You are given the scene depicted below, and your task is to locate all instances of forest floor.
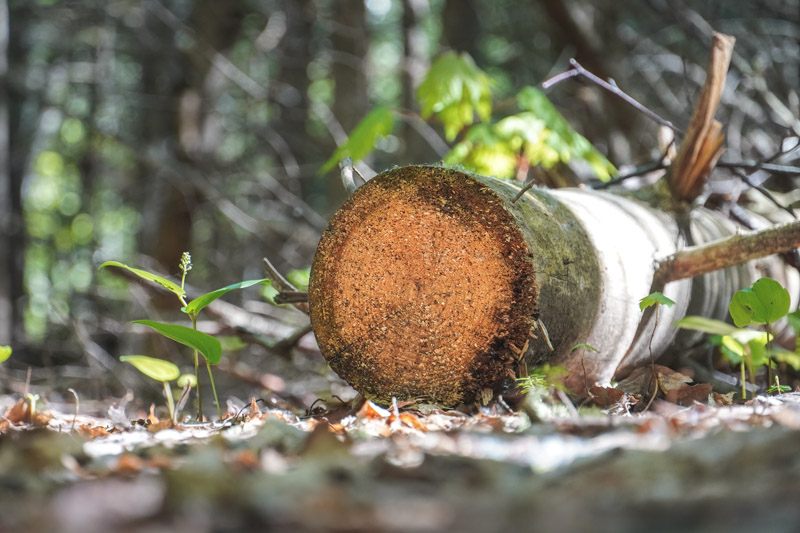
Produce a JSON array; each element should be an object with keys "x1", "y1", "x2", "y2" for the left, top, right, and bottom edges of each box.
[{"x1": 2, "y1": 377, "x2": 800, "y2": 533}]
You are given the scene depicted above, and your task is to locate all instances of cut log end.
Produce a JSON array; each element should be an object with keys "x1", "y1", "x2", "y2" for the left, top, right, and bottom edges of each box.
[{"x1": 309, "y1": 166, "x2": 538, "y2": 406}]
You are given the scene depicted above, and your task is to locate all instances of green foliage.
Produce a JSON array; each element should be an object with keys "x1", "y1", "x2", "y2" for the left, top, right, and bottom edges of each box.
[
  {"x1": 321, "y1": 107, "x2": 395, "y2": 173},
  {"x1": 177, "y1": 373, "x2": 198, "y2": 388},
  {"x1": 417, "y1": 51, "x2": 493, "y2": 141},
  {"x1": 729, "y1": 277, "x2": 791, "y2": 327},
  {"x1": 516, "y1": 364, "x2": 569, "y2": 394},
  {"x1": 0, "y1": 346, "x2": 11, "y2": 364},
  {"x1": 571, "y1": 343, "x2": 598, "y2": 353},
  {"x1": 120, "y1": 355, "x2": 180, "y2": 382},
  {"x1": 321, "y1": 53, "x2": 613, "y2": 183},
  {"x1": 183, "y1": 278, "x2": 269, "y2": 316},
  {"x1": 638, "y1": 292, "x2": 675, "y2": 311},
  {"x1": 133, "y1": 319, "x2": 222, "y2": 365},
  {"x1": 99, "y1": 261, "x2": 185, "y2": 299},
  {"x1": 286, "y1": 267, "x2": 311, "y2": 290},
  {"x1": 678, "y1": 277, "x2": 796, "y2": 398}
]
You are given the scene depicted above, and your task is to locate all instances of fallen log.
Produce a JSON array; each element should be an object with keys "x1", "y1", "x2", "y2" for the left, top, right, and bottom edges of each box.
[{"x1": 307, "y1": 165, "x2": 799, "y2": 405}]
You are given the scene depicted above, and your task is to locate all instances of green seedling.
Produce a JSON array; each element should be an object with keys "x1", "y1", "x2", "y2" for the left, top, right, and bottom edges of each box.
[
  {"x1": 100, "y1": 251, "x2": 270, "y2": 421},
  {"x1": 25, "y1": 393, "x2": 39, "y2": 424},
  {"x1": 677, "y1": 277, "x2": 793, "y2": 399},
  {"x1": 120, "y1": 355, "x2": 180, "y2": 421},
  {"x1": 767, "y1": 375, "x2": 791, "y2": 395},
  {"x1": 0, "y1": 345, "x2": 11, "y2": 364},
  {"x1": 639, "y1": 292, "x2": 675, "y2": 409},
  {"x1": 516, "y1": 364, "x2": 569, "y2": 395}
]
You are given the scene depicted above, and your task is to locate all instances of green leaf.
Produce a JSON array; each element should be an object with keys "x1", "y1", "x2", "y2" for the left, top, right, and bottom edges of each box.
[
  {"x1": 720, "y1": 335, "x2": 745, "y2": 363},
  {"x1": 177, "y1": 373, "x2": 198, "y2": 388},
  {"x1": 286, "y1": 267, "x2": 311, "y2": 291},
  {"x1": 729, "y1": 277, "x2": 790, "y2": 327},
  {"x1": 320, "y1": 107, "x2": 395, "y2": 173},
  {"x1": 571, "y1": 343, "x2": 598, "y2": 352},
  {"x1": 773, "y1": 349, "x2": 800, "y2": 371},
  {"x1": 516, "y1": 87, "x2": 616, "y2": 181},
  {"x1": 416, "y1": 52, "x2": 493, "y2": 141},
  {"x1": 133, "y1": 319, "x2": 222, "y2": 365},
  {"x1": 0, "y1": 345, "x2": 11, "y2": 364},
  {"x1": 183, "y1": 278, "x2": 269, "y2": 316},
  {"x1": 786, "y1": 309, "x2": 800, "y2": 333},
  {"x1": 675, "y1": 316, "x2": 740, "y2": 336},
  {"x1": 639, "y1": 292, "x2": 676, "y2": 311},
  {"x1": 262, "y1": 280, "x2": 280, "y2": 306},
  {"x1": 99, "y1": 261, "x2": 185, "y2": 299},
  {"x1": 120, "y1": 355, "x2": 180, "y2": 382}
]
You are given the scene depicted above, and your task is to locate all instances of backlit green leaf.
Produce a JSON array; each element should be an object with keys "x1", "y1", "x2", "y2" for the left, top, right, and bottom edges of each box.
[
  {"x1": 0, "y1": 345, "x2": 11, "y2": 364},
  {"x1": 120, "y1": 355, "x2": 180, "y2": 382},
  {"x1": 639, "y1": 292, "x2": 675, "y2": 311},
  {"x1": 321, "y1": 107, "x2": 395, "y2": 173},
  {"x1": 134, "y1": 319, "x2": 222, "y2": 365},
  {"x1": 729, "y1": 277, "x2": 790, "y2": 327},
  {"x1": 183, "y1": 278, "x2": 269, "y2": 316},
  {"x1": 99, "y1": 261, "x2": 185, "y2": 299},
  {"x1": 286, "y1": 268, "x2": 311, "y2": 290},
  {"x1": 675, "y1": 316, "x2": 740, "y2": 336},
  {"x1": 416, "y1": 52, "x2": 492, "y2": 141}
]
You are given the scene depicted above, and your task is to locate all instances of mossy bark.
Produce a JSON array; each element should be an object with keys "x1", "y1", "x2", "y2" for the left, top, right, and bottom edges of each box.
[{"x1": 309, "y1": 165, "x2": 798, "y2": 405}]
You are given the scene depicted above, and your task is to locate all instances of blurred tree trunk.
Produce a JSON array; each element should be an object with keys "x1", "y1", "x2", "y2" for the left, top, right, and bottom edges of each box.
[
  {"x1": 1, "y1": 0, "x2": 28, "y2": 346},
  {"x1": 441, "y1": 0, "x2": 481, "y2": 58},
  {"x1": 331, "y1": 0, "x2": 368, "y2": 133},
  {"x1": 274, "y1": 0, "x2": 314, "y2": 196},
  {"x1": 326, "y1": 0, "x2": 369, "y2": 205},
  {"x1": 400, "y1": 0, "x2": 440, "y2": 163}
]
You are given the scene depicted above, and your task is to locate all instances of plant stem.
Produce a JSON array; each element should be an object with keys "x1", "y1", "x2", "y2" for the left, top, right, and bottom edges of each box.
[
  {"x1": 206, "y1": 361, "x2": 222, "y2": 420},
  {"x1": 740, "y1": 360, "x2": 746, "y2": 400},
  {"x1": 191, "y1": 314, "x2": 203, "y2": 420},
  {"x1": 766, "y1": 323, "x2": 773, "y2": 387},
  {"x1": 164, "y1": 382, "x2": 175, "y2": 422}
]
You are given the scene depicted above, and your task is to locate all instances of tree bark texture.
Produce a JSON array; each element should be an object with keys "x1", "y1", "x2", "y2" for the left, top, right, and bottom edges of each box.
[{"x1": 309, "y1": 166, "x2": 799, "y2": 405}]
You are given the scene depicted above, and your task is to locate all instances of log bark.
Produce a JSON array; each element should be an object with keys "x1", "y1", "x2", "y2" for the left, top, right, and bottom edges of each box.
[{"x1": 308, "y1": 166, "x2": 799, "y2": 405}]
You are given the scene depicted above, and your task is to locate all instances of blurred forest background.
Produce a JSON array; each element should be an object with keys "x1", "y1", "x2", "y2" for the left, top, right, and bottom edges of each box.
[{"x1": 1, "y1": 0, "x2": 799, "y2": 407}]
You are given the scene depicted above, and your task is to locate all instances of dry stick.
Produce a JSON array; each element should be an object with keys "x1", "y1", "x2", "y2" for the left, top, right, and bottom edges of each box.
[
  {"x1": 655, "y1": 219, "x2": 800, "y2": 284},
  {"x1": 263, "y1": 257, "x2": 309, "y2": 313},
  {"x1": 668, "y1": 32, "x2": 735, "y2": 203},
  {"x1": 542, "y1": 59, "x2": 685, "y2": 137}
]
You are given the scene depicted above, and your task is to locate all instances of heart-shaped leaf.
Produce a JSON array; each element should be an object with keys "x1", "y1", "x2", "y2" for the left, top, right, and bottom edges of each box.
[
  {"x1": 639, "y1": 292, "x2": 675, "y2": 311},
  {"x1": 120, "y1": 355, "x2": 180, "y2": 382},
  {"x1": 729, "y1": 277, "x2": 790, "y2": 327},
  {"x1": 134, "y1": 320, "x2": 222, "y2": 365}
]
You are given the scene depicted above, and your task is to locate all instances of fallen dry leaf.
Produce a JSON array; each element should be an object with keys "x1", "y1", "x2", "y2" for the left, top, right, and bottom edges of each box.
[{"x1": 589, "y1": 386, "x2": 624, "y2": 407}]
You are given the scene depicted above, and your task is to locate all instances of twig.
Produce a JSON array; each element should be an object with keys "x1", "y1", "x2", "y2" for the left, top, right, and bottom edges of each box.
[
  {"x1": 718, "y1": 160, "x2": 800, "y2": 176},
  {"x1": 590, "y1": 160, "x2": 669, "y2": 190},
  {"x1": 654, "y1": 219, "x2": 800, "y2": 284},
  {"x1": 727, "y1": 166, "x2": 797, "y2": 219},
  {"x1": 542, "y1": 58, "x2": 685, "y2": 137},
  {"x1": 67, "y1": 388, "x2": 79, "y2": 432}
]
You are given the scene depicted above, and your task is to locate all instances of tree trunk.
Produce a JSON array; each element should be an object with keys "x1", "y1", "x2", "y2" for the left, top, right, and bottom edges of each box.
[{"x1": 308, "y1": 165, "x2": 799, "y2": 405}]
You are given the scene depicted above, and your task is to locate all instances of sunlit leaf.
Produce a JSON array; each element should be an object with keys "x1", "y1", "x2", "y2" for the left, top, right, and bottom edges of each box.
[
  {"x1": 177, "y1": 373, "x2": 198, "y2": 388},
  {"x1": 773, "y1": 349, "x2": 800, "y2": 371},
  {"x1": 639, "y1": 292, "x2": 675, "y2": 311},
  {"x1": 286, "y1": 268, "x2": 311, "y2": 290},
  {"x1": 183, "y1": 278, "x2": 269, "y2": 316},
  {"x1": 133, "y1": 319, "x2": 222, "y2": 365},
  {"x1": 0, "y1": 345, "x2": 11, "y2": 364},
  {"x1": 120, "y1": 355, "x2": 180, "y2": 382},
  {"x1": 321, "y1": 107, "x2": 395, "y2": 173},
  {"x1": 417, "y1": 52, "x2": 492, "y2": 141},
  {"x1": 729, "y1": 277, "x2": 790, "y2": 327},
  {"x1": 675, "y1": 316, "x2": 740, "y2": 336},
  {"x1": 571, "y1": 343, "x2": 598, "y2": 352},
  {"x1": 99, "y1": 261, "x2": 185, "y2": 299},
  {"x1": 787, "y1": 309, "x2": 800, "y2": 333}
]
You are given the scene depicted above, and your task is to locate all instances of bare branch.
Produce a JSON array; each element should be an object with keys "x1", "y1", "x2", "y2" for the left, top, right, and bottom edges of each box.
[
  {"x1": 655, "y1": 219, "x2": 800, "y2": 284},
  {"x1": 542, "y1": 59, "x2": 685, "y2": 137}
]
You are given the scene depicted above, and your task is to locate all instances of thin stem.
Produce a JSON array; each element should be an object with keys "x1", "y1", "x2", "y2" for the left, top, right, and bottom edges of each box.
[
  {"x1": 164, "y1": 382, "x2": 175, "y2": 423},
  {"x1": 191, "y1": 314, "x2": 203, "y2": 420},
  {"x1": 766, "y1": 323, "x2": 773, "y2": 388},
  {"x1": 206, "y1": 360, "x2": 222, "y2": 420},
  {"x1": 741, "y1": 359, "x2": 746, "y2": 400},
  {"x1": 542, "y1": 59, "x2": 685, "y2": 137}
]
